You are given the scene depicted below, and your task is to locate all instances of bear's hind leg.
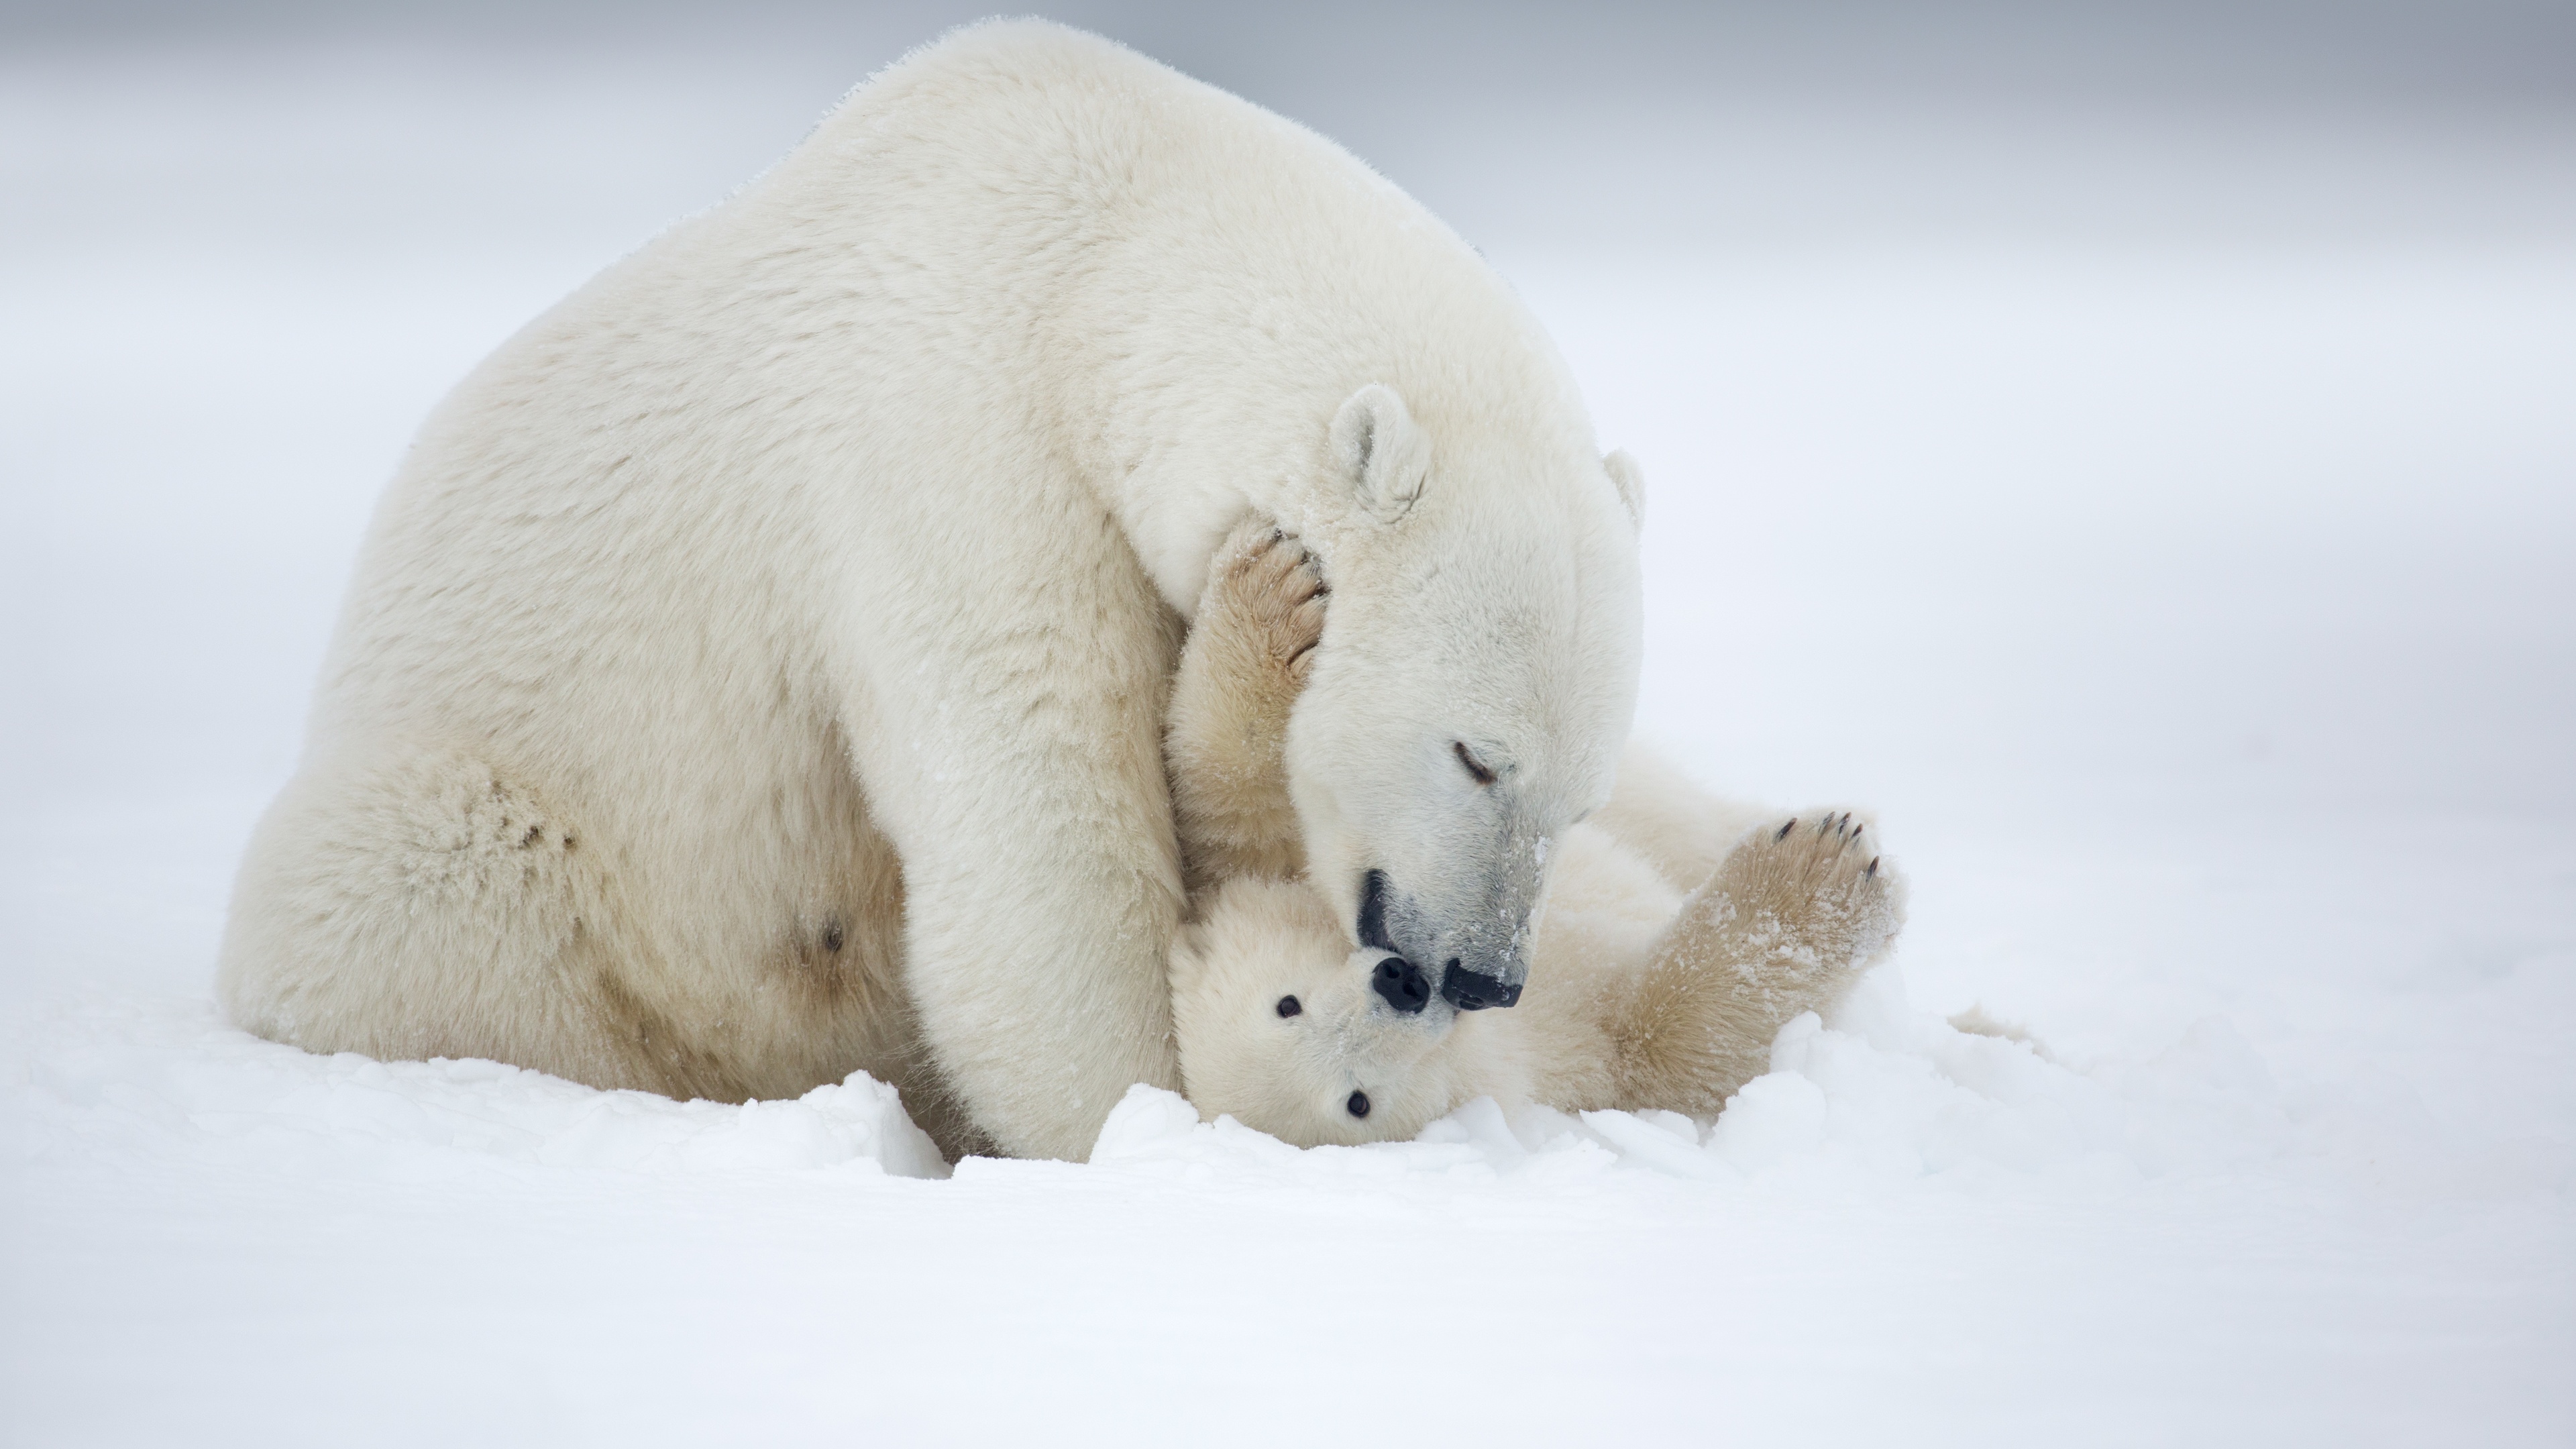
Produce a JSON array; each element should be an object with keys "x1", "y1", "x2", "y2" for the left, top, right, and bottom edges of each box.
[
  {"x1": 1591, "y1": 743, "x2": 1781, "y2": 895},
  {"x1": 217, "y1": 745, "x2": 672, "y2": 1094},
  {"x1": 1612, "y1": 812, "x2": 1906, "y2": 1115}
]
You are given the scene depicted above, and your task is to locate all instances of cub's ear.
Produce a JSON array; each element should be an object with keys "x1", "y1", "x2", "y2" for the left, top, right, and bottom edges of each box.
[
  {"x1": 1603, "y1": 449, "x2": 1646, "y2": 529},
  {"x1": 1330, "y1": 384, "x2": 1430, "y2": 524},
  {"x1": 1167, "y1": 928, "x2": 1209, "y2": 994}
]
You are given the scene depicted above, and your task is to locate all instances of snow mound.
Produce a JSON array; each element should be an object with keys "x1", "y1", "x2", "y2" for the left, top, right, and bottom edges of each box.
[
  {"x1": 15, "y1": 969, "x2": 2554, "y2": 1205},
  {"x1": 9, "y1": 994, "x2": 950, "y2": 1181}
]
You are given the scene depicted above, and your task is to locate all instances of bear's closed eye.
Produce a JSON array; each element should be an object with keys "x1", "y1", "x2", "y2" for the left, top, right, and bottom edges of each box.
[{"x1": 1453, "y1": 741, "x2": 1497, "y2": 785}]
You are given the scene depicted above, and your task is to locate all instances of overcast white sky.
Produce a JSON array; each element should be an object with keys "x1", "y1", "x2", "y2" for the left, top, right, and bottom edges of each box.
[{"x1": 9, "y1": 0, "x2": 2574, "y2": 254}]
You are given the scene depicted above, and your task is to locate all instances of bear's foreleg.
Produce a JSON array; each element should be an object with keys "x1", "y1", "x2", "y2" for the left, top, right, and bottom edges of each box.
[
  {"x1": 841, "y1": 515, "x2": 1193, "y2": 1161},
  {"x1": 1165, "y1": 519, "x2": 1327, "y2": 896}
]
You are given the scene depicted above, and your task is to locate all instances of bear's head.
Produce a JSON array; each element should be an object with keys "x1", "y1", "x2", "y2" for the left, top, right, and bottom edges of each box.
[
  {"x1": 1170, "y1": 875, "x2": 1487, "y2": 1146},
  {"x1": 1283, "y1": 384, "x2": 1646, "y2": 1018}
]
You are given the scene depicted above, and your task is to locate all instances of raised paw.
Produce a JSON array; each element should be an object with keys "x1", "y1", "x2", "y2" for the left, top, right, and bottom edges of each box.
[
  {"x1": 1710, "y1": 808, "x2": 1906, "y2": 978},
  {"x1": 1621, "y1": 803, "x2": 1909, "y2": 1115},
  {"x1": 1204, "y1": 518, "x2": 1328, "y2": 683},
  {"x1": 1168, "y1": 519, "x2": 1332, "y2": 888}
]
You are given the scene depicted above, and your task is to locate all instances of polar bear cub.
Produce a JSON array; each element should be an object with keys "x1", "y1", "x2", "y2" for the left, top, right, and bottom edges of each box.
[{"x1": 1165, "y1": 523, "x2": 1905, "y2": 1147}]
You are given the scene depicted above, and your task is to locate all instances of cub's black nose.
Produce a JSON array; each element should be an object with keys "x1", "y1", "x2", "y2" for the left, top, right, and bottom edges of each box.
[
  {"x1": 1371, "y1": 956, "x2": 1430, "y2": 1014},
  {"x1": 1439, "y1": 961, "x2": 1522, "y2": 1012}
]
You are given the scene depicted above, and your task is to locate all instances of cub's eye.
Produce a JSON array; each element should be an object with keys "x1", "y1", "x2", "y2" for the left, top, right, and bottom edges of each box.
[
  {"x1": 1346, "y1": 1090, "x2": 1371, "y2": 1118},
  {"x1": 1453, "y1": 741, "x2": 1497, "y2": 786},
  {"x1": 1275, "y1": 996, "x2": 1301, "y2": 1018}
]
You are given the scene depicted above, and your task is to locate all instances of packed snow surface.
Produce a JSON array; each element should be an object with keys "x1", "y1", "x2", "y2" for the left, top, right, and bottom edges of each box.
[{"x1": 5, "y1": 25, "x2": 2573, "y2": 1448}]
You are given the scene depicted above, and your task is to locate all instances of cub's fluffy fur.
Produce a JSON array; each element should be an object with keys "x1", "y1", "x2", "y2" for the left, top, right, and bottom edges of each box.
[{"x1": 1167, "y1": 523, "x2": 1904, "y2": 1146}]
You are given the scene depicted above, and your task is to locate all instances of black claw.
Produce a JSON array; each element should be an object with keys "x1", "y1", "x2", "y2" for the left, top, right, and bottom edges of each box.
[
  {"x1": 1775, "y1": 819, "x2": 1796, "y2": 841},
  {"x1": 1867, "y1": 857, "x2": 1880, "y2": 877}
]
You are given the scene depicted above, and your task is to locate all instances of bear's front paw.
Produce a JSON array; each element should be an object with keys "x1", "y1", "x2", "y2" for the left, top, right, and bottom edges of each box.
[{"x1": 1206, "y1": 519, "x2": 1328, "y2": 684}]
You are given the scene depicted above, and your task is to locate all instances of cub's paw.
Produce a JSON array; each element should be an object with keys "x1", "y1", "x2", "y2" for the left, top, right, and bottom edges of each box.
[
  {"x1": 1203, "y1": 518, "x2": 1328, "y2": 683},
  {"x1": 1713, "y1": 810, "x2": 1906, "y2": 973}
]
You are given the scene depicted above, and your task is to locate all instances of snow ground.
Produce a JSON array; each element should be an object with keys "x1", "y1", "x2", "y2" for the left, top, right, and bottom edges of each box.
[{"x1": 5, "y1": 25, "x2": 2574, "y2": 1448}]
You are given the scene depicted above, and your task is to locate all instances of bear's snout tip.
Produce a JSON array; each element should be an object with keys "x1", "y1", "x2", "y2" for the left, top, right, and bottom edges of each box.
[
  {"x1": 1371, "y1": 956, "x2": 1431, "y2": 1015},
  {"x1": 1439, "y1": 961, "x2": 1521, "y2": 1012}
]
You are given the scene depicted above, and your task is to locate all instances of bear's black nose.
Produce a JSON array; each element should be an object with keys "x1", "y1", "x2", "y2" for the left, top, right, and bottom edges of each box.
[
  {"x1": 1371, "y1": 956, "x2": 1430, "y2": 1014},
  {"x1": 1439, "y1": 961, "x2": 1522, "y2": 1012}
]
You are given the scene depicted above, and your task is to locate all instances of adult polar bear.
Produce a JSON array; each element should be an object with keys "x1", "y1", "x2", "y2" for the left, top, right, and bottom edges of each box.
[{"x1": 219, "y1": 21, "x2": 1645, "y2": 1160}]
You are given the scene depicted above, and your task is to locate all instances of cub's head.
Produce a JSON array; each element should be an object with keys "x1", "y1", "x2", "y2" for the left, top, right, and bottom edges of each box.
[
  {"x1": 1171, "y1": 877, "x2": 1479, "y2": 1146},
  {"x1": 1284, "y1": 384, "x2": 1645, "y2": 1015}
]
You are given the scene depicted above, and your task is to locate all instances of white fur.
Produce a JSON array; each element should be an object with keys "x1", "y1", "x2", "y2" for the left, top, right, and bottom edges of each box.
[
  {"x1": 1172, "y1": 821, "x2": 1676, "y2": 1146},
  {"x1": 1171, "y1": 777, "x2": 1906, "y2": 1146},
  {"x1": 218, "y1": 21, "x2": 1643, "y2": 1160}
]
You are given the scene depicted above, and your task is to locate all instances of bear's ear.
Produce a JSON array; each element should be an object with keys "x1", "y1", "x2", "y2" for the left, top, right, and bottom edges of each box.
[
  {"x1": 1603, "y1": 449, "x2": 1646, "y2": 529},
  {"x1": 1330, "y1": 384, "x2": 1430, "y2": 524}
]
